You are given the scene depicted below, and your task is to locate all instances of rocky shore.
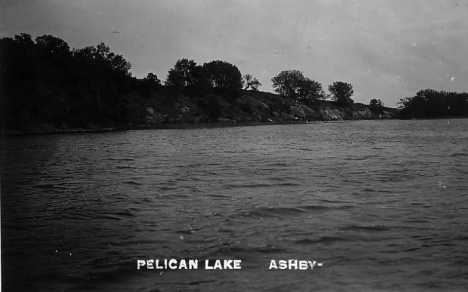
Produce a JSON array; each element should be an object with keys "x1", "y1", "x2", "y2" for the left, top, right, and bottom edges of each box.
[
  {"x1": 2, "y1": 90, "x2": 397, "y2": 136},
  {"x1": 128, "y1": 90, "x2": 396, "y2": 126}
]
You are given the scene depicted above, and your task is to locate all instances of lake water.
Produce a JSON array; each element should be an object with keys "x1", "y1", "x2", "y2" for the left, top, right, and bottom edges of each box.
[{"x1": 2, "y1": 119, "x2": 468, "y2": 292}]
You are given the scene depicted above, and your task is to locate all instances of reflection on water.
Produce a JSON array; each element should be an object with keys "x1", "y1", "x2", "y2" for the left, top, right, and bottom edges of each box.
[{"x1": 2, "y1": 119, "x2": 468, "y2": 291}]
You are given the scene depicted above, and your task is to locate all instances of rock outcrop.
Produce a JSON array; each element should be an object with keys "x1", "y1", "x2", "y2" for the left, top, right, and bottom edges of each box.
[{"x1": 139, "y1": 91, "x2": 397, "y2": 125}]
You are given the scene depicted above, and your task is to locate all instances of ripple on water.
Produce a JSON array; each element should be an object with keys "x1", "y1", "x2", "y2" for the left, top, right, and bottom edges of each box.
[{"x1": 2, "y1": 120, "x2": 468, "y2": 291}]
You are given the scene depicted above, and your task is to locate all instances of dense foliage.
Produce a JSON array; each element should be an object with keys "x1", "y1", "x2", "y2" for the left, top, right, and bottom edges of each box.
[
  {"x1": 369, "y1": 99, "x2": 384, "y2": 114},
  {"x1": 165, "y1": 59, "x2": 205, "y2": 98},
  {"x1": 0, "y1": 33, "x2": 259, "y2": 130},
  {"x1": 203, "y1": 60, "x2": 243, "y2": 101},
  {"x1": 328, "y1": 81, "x2": 354, "y2": 106},
  {"x1": 5, "y1": 32, "x2": 466, "y2": 132},
  {"x1": 271, "y1": 70, "x2": 323, "y2": 101},
  {"x1": 0, "y1": 33, "x2": 135, "y2": 129},
  {"x1": 165, "y1": 59, "x2": 243, "y2": 102},
  {"x1": 398, "y1": 89, "x2": 468, "y2": 119}
]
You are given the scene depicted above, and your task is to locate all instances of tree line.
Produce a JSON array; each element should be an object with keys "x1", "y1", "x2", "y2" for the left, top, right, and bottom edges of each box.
[
  {"x1": 0, "y1": 33, "x2": 359, "y2": 130},
  {"x1": 167, "y1": 64, "x2": 356, "y2": 106},
  {"x1": 1, "y1": 33, "x2": 133, "y2": 129},
  {"x1": 398, "y1": 89, "x2": 468, "y2": 119},
  {"x1": 3, "y1": 33, "x2": 465, "y2": 130},
  {"x1": 270, "y1": 70, "x2": 354, "y2": 105}
]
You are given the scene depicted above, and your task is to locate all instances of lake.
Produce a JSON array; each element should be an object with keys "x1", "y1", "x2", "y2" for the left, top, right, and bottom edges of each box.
[{"x1": 2, "y1": 119, "x2": 468, "y2": 291}]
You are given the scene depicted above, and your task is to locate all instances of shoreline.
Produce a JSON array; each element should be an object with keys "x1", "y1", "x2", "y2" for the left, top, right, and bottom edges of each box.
[
  {"x1": 5, "y1": 117, "x2": 468, "y2": 137},
  {"x1": 1, "y1": 120, "x2": 351, "y2": 137}
]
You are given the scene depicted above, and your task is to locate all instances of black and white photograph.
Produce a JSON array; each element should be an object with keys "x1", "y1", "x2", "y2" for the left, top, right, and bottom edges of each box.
[{"x1": 1, "y1": 0, "x2": 468, "y2": 291}]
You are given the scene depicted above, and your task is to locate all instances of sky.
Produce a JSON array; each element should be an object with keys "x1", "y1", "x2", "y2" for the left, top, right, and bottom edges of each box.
[{"x1": 1, "y1": 0, "x2": 467, "y2": 107}]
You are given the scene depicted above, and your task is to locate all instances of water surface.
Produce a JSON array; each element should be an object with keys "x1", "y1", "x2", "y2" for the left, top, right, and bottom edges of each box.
[{"x1": 2, "y1": 119, "x2": 468, "y2": 291}]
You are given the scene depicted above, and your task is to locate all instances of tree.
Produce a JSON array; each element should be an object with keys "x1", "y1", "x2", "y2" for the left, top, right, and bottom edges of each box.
[
  {"x1": 271, "y1": 70, "x2": 322, "y2": 101},
  {"x1": 36, "y1": 35, "x2": 70, "y2": 57},
  {"x1": 14, "y1": 33, "x2": 35, "y2": 47},
  {"x1": 94, "y1": 43, "x2": 131, "y2": 77},
  {"x1": 72, "y1": 43, "x2": 132, "y2": 123},
  {"x1": 398, "y1": 89, "x2": 468, "y2": 119},
  {"x1": 299, "y1": 78, "x2": 324, "y2": 101},
  {"x1": 166, "y1": 59, "x2": 198, "y2": 88},
  {"x1": 242, "y1": 74, "x2": 261, "y2": 91},
  {"x1": 1, "y1": 35, "x2": 133, "y2": 129},
  {"x1": 144, "y1": 73, "x2": 161, "y2": 86},
  {"x1": 329, "y1": 81, "x2": 354, "y2": 106},
  {"x1": 165, "y1": 59, "x2": 210, "y2": 98},
  {"x1": 203, "y1": 60, "x2": 242, "y2": 101},
  {"x1": 74, "y1": 43, "x2": 131, "y2": 78},
  {"x1": 142, "y1": 72, "x2": 161, "y2": 93},
  {"x1": 1, "y1": 34, "x2": 37, "y2": 128},
  {"x1": 369, "y1": 99, "x2": 384, "y2": 114}
]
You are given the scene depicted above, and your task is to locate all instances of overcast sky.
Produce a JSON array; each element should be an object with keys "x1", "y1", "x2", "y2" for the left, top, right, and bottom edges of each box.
[{"x1": 1, "y1": 0, "x2": 467, "y2": 106}]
